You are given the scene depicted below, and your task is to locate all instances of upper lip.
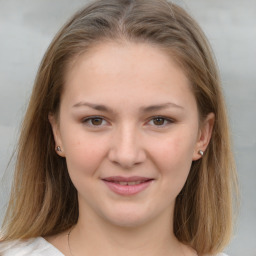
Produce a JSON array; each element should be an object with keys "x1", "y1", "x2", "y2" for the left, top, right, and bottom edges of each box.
[{"x1": 102, "y1": 176, "x2": 153, "y2": 182}]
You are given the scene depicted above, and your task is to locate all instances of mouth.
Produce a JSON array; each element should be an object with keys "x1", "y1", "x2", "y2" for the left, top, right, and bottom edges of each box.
[{"x1": 102, "y1": 176, "x2": 154, "y2": 196}]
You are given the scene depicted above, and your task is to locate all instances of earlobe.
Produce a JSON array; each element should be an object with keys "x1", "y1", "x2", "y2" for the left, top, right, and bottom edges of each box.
[
  {"x1": 48, "y1": 113, "x2": 65, "y2": 157},
  {"x1": 193, "y1": 112, "x2": 215, "y2": 160}
]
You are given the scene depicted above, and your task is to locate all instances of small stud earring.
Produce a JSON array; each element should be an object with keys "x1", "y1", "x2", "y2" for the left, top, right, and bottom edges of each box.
[
  {"x1": 56, "y1": 146, "x2": 62, "y2": 152},
  {"x1": 198, "y1": 150, "x2": 204, "y2": 156}
]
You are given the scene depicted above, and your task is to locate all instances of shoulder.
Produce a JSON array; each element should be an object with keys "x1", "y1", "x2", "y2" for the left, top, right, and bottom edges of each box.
[{"x1": 0, "y1": 237, "x2": 64, "y2": 256}]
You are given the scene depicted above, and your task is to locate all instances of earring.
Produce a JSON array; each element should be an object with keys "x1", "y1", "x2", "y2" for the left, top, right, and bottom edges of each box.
[
  {"x1": 198, "y1": 150, "x2": 204, "y2": 156},
  {"x1": 56, "y1": 146, "x2": 62, "y2": 152}
]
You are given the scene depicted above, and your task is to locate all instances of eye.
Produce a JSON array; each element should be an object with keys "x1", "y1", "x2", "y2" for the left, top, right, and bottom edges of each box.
[
  {"x1": 148, "y1": 116, "x2": 174, "y2": 127},
  {"x1": 82, "y1": 116, "x2": 107, "y2": 127}
]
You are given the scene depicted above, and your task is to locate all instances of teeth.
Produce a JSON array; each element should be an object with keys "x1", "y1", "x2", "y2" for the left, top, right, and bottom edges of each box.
[
  {"x1": 130, "y1": 181, "x2": 142, "y2": 185},
  {"x1": 128, "y1": 181, "x2": 137, "y2": 185},
  {"x1": 116, "y1": 181, "x2": 143, "y2": 185},
  {"x1": 119, "y1": 182, "x2": 128, "y2": 185}
]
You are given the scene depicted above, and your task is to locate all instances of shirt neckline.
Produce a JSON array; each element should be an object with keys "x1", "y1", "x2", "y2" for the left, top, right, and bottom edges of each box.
[{"x1": 37, "y1": 236, "x2": 65, "y2": 255}]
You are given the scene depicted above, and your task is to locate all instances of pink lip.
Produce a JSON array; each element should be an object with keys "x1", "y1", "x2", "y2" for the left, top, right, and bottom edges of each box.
[{"x1": 102, "y1": 176, "x2": 154, "y2": 196}]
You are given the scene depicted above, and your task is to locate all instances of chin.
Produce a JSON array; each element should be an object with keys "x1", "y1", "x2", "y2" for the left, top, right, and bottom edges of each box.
[
  {"x1": 107, "y1": 215, "x2": 149, "y2": 229},
  {"x1": 101, "y1": 204, "x2": 159, "y2": 229}
]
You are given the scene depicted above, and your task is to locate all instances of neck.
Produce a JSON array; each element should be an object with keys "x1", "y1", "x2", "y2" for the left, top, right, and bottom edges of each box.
[{"x1": 69, "y1": 204, "x2": 185, "y2": 256}]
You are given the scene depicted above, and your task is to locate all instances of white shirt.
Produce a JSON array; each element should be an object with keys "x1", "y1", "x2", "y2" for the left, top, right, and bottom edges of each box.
[
  {"x1": 0, "y1": 237, "x2": 63, "y2": 256},
  {"x1": 0, "y1": 237, "x2": 229, "y2": 256}
]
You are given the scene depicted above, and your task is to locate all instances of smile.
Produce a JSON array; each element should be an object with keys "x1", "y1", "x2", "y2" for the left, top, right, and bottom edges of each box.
[
  {"x1": 102, "y1": 176, "x2": 154, "y2": 196},
  {"x1": 112, "y1": 181, "x2": 143, "y2": 185}
]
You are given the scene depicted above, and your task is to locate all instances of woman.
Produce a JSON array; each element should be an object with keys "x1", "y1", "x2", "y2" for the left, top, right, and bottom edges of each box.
[{"x1": 0, "y1": 0, "x2": 238, "y2": 255}]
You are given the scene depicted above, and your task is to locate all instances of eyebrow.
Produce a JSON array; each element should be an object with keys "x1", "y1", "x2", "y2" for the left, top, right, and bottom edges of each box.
[
  {"x1": 72, "y1": 102, "x2": 115, "y2": 113},
  {"x1": 142, "y1": 102, "x2": 184, "y2": 112},
  {"x1": 72, "y1": 101, "x2": 184, "y2": 113}
]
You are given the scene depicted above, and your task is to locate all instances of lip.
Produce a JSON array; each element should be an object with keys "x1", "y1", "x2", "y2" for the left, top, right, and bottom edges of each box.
[{"x1": 102, "y1": 176, "x2": 154, "y2": 196}]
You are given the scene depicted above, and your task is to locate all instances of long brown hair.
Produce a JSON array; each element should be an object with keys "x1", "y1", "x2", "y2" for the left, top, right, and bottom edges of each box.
[{"x1": 1, "y1": 0, "x2": 238, "y2": 254}]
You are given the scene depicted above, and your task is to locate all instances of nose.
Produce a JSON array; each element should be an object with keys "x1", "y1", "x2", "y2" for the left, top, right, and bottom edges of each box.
[{"x1": 108, "y1": 125, "x2": 146, "y2": 169}]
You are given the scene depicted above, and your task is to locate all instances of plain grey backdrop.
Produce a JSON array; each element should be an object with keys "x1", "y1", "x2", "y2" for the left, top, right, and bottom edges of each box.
[{"x1": 0, "y1": 0, "x2": 255, "y2": 255}]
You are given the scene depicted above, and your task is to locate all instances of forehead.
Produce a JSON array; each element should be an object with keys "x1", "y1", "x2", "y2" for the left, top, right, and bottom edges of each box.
[
  {"x1": 66, "y1": 41, "x2": 188, "y2": 81},
  {"x1": 62, "y1": 41, "x2": 196, "y2": 111}
]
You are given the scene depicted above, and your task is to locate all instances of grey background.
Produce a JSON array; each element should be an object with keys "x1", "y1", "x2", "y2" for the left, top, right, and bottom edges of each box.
[{"x1": 0, "y1": 0, "x2": 255, "y2": 255}]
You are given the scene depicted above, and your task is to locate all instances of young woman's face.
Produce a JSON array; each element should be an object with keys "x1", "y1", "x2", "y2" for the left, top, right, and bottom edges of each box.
[{"x1": 50, "y1": 42, "x2": 212, "y2": 228}]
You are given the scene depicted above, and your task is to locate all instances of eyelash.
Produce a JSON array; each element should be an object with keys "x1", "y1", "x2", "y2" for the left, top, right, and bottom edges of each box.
[
  {"x1": 82, "y1": 116, "x2": 174, "y2": 128},
  {"x1": 82, "y1": 116, "x2": 108, "y2": 127},
  {"x1": 148, "y1": 116, "x2": 174, "y2": 127}
]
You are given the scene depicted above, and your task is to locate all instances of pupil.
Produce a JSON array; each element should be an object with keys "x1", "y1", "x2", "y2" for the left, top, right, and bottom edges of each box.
[
  {"x1": 154, "y1": 118, "x2": 164, "y2": 125},
  {"x1": 92, "y1": 118, "x2": 102, "y2": 125}
]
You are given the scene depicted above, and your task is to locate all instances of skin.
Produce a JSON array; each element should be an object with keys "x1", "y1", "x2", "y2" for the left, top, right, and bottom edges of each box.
[{"x1": 48, "y1": 41, "x2": 214, "y2": 256}]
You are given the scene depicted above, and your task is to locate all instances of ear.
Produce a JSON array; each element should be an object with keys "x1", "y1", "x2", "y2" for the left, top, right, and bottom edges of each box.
[
  {"x1": 193, "y1": 112, "x2": 215, "y2": 160},
  {"x1": 48, "y1": 113, "x2": 65, "y2": 157}
]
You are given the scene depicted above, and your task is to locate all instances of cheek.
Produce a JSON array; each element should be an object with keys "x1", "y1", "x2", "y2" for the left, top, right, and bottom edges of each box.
[
  {"x1": 61, "y1": 128, "x2": 108, "y2": 178},
  {"x1": 152, "y1": 129, "x2": 196, "y2": 160},
  {"x1": 149, "y1": 128, "x2": 197, "y2": 181}
]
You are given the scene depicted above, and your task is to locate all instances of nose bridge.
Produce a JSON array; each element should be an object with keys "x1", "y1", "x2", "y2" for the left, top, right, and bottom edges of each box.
[
  {"x1": 108, "y1": 122, "x2": 145, "y2": 168},
  {"x1": 119, "y1": 123, "x2": 138, "y2": 153}
]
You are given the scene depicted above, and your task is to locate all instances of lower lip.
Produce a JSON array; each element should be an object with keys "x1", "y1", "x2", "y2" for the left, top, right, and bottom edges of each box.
[{"x1": 103, "y1": 180, "x2": 153, "y2": 196}]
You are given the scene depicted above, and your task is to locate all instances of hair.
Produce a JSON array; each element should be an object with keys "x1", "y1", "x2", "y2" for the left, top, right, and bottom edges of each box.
[{"x1": 1, "y1": 0, "x2": 238, "y2": 255}]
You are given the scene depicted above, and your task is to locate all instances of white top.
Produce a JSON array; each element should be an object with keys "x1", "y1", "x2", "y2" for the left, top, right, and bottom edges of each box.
[
  {"x1": 0, "y1": 237, "x2": 63, "y2": 256},
  {"x1": 0, "y1": 237, "x2": 229, "y2": 256}
]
